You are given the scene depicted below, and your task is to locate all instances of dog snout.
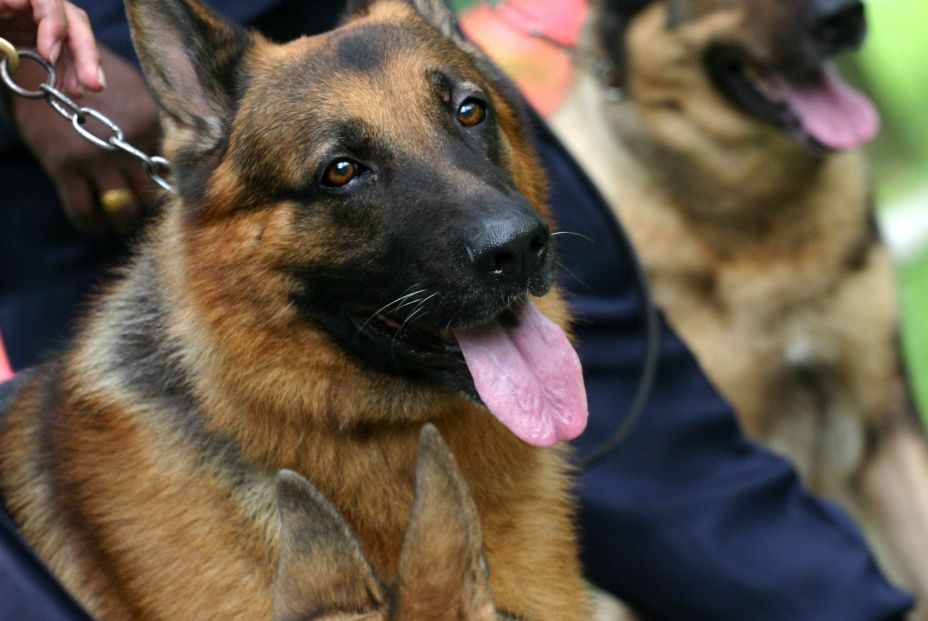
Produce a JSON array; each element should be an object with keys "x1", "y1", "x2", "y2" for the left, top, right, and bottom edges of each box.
[
  {"x1": 468, "y1": 210, "x2": 550, "y2": 285},
  {"x1": 809, "y1": 0, "x2": 866, "y2": 56}
]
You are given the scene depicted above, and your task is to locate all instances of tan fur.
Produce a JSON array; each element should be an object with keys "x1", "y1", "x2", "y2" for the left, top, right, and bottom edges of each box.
[
  {"x1": 0, "y1": 1, "x2": 589, "y2": 619},
  {"x1": 554, "y1": 0, "x2": 928, "y2": 609}
]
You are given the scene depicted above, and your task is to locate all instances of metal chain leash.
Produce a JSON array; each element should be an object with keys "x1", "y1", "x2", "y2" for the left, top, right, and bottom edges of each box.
[{"x1": 0, "y1": 39, "x2": 175, "y2": 193}]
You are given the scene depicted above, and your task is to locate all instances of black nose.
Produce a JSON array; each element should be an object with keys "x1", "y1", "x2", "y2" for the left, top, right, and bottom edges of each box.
[
  {"x1": 469, "y1": 212, "x2": 550, "y2": 284},
  {"x1": 810, "y1": 0, "x2": 866, "y2": 56}
]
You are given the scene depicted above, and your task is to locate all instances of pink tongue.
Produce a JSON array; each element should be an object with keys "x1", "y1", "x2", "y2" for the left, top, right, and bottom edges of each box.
[
  {"x1": 775, "y1": 64, "x2": 880, "y2": 150},
  {"x1": 452, "y1": 302, "x2": 588, "y2": 447}
]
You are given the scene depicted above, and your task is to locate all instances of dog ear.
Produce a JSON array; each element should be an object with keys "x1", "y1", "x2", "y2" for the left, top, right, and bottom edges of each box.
[
  {"x1": 405, "y1": 0, "x2": 459, "y2": 38},
  {"x1": 124, "y1": 0, "x2": 250, "y2": 146},
  {"x1": 345, "y1": 0, "x2": 461, "y2": 41},
  {"x1": 393, "y1": 424, "x2": 497, "y2": 620},
  {"x1": 592, "y1": 0, "x2": 656, "y2": 88},
  {"x1": 273, "y1": 470, "x2": 384, "y2": 621}
]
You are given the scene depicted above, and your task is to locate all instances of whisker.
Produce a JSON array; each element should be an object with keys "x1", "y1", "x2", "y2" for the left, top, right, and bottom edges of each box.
[
  {"x1": 352, "y1": 288, "x2": 428, "y2": 349},
  {"x1": 359, "y1": 289, "x2": 427, "y2": 331},
  {"x1": 411, "y1": 291, "x2": 439, "y2": 312},
  {"x1": 390, "y1": 291, "x2": 438, "y2": 353},
  {"x1": 394, "y1": 292, "x2": 430, "y2": 312},
  {"x1": 557, "y1": 262, "x2": 591, "y2": 289},
  {"x1": 391, "y1": 305, "x2": 431, "y2": 356},
  {"x1": 551, "y1": 230, "x2": 595, "y2": 244}
]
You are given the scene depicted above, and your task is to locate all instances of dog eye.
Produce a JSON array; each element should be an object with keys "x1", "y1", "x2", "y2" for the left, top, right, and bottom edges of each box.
[
  {"x1": 322, "y1": 159, "x2": 359, "y2": 187},
  {"x1": 456, "y1": 98, "x2": 487, "y2": 127}
]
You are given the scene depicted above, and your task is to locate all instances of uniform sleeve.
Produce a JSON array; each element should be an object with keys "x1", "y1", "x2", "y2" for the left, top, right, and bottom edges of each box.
[
  {"x1": 0, "y1": 512, "x2": 93, "y2": 621},
  {"x1": 77, "y1": 0, "x2": 294, "y2": 62}
]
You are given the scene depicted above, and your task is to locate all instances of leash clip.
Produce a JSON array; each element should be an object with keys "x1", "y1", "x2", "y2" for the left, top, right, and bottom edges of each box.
[{"x1": 0, "y1": 37, "x2": 19, "y2": 75}]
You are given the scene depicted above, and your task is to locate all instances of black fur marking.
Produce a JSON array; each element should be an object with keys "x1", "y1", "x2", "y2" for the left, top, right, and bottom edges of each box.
[
  {"x1": 329, "y1": 21, "x2": 425, "y2": 75},
  {"x1": 0, "y1": 369, "x2": 33, "y2": 426},
  {"x1": 596, "y1": 0, "x2": 658, "y2": 87},
  {"x1": 30, "y1": 361, "x2": 149, "y2": 619},
  {"x1": 690, "y1": 271, "x2": 718, "y2": 298},
  {"x1": 105, "y1": 254, "x2": 259, "y2": 491},
  {"x1": 175, "y1": 140, "x2": 228, "y2": 208},
  {"x1": 335, "y1": 26, "x2": 390, "y2": 71},
  {"x1": 843, "y1": 212, "x2": 879, "y2": 272},
  {"x1": 34, "y1": 362, "x2": 66, "y2": 480}
]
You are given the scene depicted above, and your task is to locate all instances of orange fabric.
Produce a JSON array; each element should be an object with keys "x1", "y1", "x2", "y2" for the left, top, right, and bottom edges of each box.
[
  {"x1": 0, "y1": 332, "x2": 13, "y2": 381},
  {"x1": 459, "y1": 0, "x2": 587, "y2": 117}
]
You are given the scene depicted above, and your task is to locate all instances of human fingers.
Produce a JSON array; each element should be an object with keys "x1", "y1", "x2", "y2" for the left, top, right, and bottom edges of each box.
[
  {"x1": 30, "y1": 0, "x2": 67, "y2": 64},
  {"x1": 62, "y1": 2, "x2": 103, "y2": 91},
  {"x1": 57, "y1": 170, "x2": 108, "y2": 234},
  {"x1": 0, "y1": 0, "x2": 34, "y2": 23}
]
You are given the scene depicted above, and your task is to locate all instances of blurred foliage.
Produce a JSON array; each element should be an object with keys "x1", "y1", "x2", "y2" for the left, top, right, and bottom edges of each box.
[
  {"x1": 901, "y1": 251, "x2": 928, "y2": 415},
  {"x1": 860, "y1": 0, "x2": 928, "y2": 416},
  {"x1": 858, "y1": 0, "x2": 928, "y2": 200}
]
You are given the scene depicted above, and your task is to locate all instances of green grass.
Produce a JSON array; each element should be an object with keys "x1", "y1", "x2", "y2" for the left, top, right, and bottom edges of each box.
[{"x1": 901, "y1": 250, "x2": 928, "y2": 422}]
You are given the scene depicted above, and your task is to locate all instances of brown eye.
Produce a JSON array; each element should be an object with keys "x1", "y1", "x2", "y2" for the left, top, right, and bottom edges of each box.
[
  {"x1": 457, "y1": 98, "x2": 486, "y2": 127},
  {"x1": 323, "y1": 159, "x2": 359, "y2": 187}
]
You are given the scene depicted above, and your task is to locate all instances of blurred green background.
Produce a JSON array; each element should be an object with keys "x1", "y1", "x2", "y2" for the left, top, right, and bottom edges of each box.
[
  {"x1": 453, "y1": 0, "x2": 928, "y2": 421},
  {"x1": 858, "y1": 0, "x2": 928, "y2": 420}
]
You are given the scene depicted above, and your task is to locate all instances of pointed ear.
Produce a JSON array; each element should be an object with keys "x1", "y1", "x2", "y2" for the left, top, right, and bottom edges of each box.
[
  {"x1": 124, "y1": 0, "x2": 251, "y2": 146},
  {"x1": 393, "y1": 424, "x2": 496, "y2": 620},
  {"x1": 274, "y1": 470, "x2": 384, "y2": 621},
  {"x1": 406, "y1": 0, "x2": 458, "y2": 38},
  {"x1": 345, "y1": 0, "x2": 460, "y2": 41},
  {"x1": 591, "y1": 0, "x2": 654, "y2": 88}
]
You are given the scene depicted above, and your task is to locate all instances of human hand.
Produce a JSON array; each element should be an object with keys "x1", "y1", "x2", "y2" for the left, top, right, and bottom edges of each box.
[
  {"x1": 0, "y1": 0, "x2": 104, "y2": 95},
  {"x1": 12, "y1": 44, "x2": 160, "y2": 234}
]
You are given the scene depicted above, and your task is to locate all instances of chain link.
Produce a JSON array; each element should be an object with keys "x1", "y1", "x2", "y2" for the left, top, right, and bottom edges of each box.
[{"x1": 0, "y1": 40, "x2": 175, "y2": 193}]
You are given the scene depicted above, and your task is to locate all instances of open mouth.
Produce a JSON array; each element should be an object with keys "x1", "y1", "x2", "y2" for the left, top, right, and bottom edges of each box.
[
  {"x1": 347, "y1": 299, "x2": 588, "y2": 448},
  {"x1": 351, "y1": 309, "x2": 464, "y2": 369},
  {"x1": 704, "y1": 44, "x2": 879, "y2": 151}
]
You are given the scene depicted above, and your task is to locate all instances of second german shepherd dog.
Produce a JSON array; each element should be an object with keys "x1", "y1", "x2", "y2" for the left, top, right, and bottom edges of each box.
[
  {"x1": 553, "y1": 0, "x2": 928, "y2": 609},
  {"x1": 0, "y1": 0, "x2": 591, "y2": 618}
]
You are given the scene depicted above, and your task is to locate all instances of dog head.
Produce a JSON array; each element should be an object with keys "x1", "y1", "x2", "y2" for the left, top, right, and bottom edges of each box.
[
  {"x1": 591, "y1": 0, "x2": 879, "y2": 154},
  {"x1": 273, "y1": 424, "x2": 516, "y2": 620},
  {"x1": 125, "y1": 0, "x2": 586, "y2": 446}
]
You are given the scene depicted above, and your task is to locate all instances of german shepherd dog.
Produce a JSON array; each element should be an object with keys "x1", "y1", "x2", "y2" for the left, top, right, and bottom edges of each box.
[
  {"x1": 274, "y1": 425, "x2": 515, "y2": 621},
  {"x1": 553, "y1": 0, "x2": 928, "y2": 609},
  {"x1": 0, "y1": 0, "x2": 592, "y2": 618}
]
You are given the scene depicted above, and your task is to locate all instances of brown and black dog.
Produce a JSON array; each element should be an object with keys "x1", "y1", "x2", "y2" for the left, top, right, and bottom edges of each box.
[
  {"x1": 0, "y1": 0, "x2": 592, "y2": 618},
  {"x1": 273, "y1": 424, "x2": 515, "y2": 621},
  {"x1": 553, "y1": 0, "x2": 928, "y2": 609}
]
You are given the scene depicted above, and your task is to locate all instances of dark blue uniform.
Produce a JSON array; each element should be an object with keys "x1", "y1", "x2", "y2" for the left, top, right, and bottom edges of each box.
[{"x1": 0, "y1": 2, "x2": 914, "y2": 619}]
